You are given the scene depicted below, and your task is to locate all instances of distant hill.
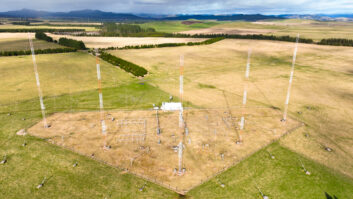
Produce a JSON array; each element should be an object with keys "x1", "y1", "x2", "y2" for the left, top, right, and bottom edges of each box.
[
  {"x1": 280, "y1": 14, "x2": 353, "y2": 21},
  {"x1": 0, "y1": 9, "x2": 145, "y2": 21},
  {"x1": 162, "y1": 14, "x2": 283, "y2": 21},
  {"x1": 0, "y1": 9, "x2": 281, "y2": 21},
  {"x1": 0, "y1": 9, "x2": 351, "y2": 22}
]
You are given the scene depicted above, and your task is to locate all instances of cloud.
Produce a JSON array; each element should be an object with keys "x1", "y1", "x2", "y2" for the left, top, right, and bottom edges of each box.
[{"x1": 0, "y1": 0, "x2": 351, "y2": 14}]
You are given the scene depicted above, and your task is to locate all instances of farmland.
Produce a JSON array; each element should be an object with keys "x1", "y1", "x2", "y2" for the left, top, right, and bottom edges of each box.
[
  {"x1": 0, "y1": 24, "x2": 98, "y2": 31},
  {"x1": 0, "y1": 16, "x2": 353, "y2": 199},
  {"x1": 110, "y1": 39, "x2": 353, "y2": 179},
  {"x1": 47, "y1": 33, "x2": 207, "y2": 48},
  {"x1": 176, "y1": 19, "x2": 353, "y2": 41}
]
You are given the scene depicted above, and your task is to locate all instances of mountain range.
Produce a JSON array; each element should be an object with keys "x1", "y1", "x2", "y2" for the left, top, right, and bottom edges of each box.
[{"x1": 0, "y1": 9, "x2": 351, "y2": 21}]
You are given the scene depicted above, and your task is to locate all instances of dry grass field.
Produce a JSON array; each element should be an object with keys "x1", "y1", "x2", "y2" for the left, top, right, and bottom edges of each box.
[
  {"x1": 0, "y1": 38, "x2": 63, "y2": 51},
  {"x1": 47, "y1": 33, "x2": 207, "y2": 48},
  {"x1": 0, "y1": 32, "x2": 34, "y2": 39},
  {"x1": 0, "y1": 52, "x2": 133, "y2": 104},
  {"x1": 109, "y1": 39, "x2": 353, "y2": 178},
  {"x1": 179, "y1": 27, "x2": 276, "y2": 35},
  {"x1": 0, "y1": 24, "x2": 97, "y2": 31},
  {"x1": 28, "y1": 107, "x2": 301, "y2": 191},
  {"x1": 177, "y1": 19, "x2": 353, "y2": 41}
]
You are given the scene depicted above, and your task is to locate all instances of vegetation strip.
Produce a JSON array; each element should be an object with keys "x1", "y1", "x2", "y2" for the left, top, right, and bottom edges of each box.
[
  {"x1": 318, "y1": 38, "x2": 353, "y2": 47},
  {"x1": 0, "y1": 48, "x2": 77, "y2": 56},
  {"x1": 58, "y1": 37, "x2": 87, "y2": 50},
  {"x1": 98, "y1": 51, "x2": 148, "y2": 77},
  {"x1": 35, "y1": 32, "x2": 87, "y2": 50}
]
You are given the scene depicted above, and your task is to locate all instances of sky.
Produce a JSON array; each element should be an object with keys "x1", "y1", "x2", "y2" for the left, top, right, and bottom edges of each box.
[{"x1": 0, "y1": 0, "x2": 352, "y2": 14}]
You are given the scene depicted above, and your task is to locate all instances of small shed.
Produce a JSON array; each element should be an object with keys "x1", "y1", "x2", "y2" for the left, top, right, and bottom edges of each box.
[{"x1": 161, "y1": 102, "x2": 182, "y2": 111}]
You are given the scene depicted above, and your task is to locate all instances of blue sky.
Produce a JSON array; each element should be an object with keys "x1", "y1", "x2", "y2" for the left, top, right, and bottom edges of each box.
[{"x1": 0, "y1": 0, "x2": 352, "y2": 14}]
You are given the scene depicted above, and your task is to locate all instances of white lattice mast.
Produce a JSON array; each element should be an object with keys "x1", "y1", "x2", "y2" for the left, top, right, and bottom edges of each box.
[
  {"x1": 282, "y1": 34, "x2": 300, "y2": 122},
  {"x1": 178, "y1": 141, "x2": 183, "y2": 174},
  {"x1": 179, "y1": 55, "x2": 184, "y2": 128},
  {"x1": 239, "y1": 49, "x2": 252, "y2": 137},
  {"x1": 28, "y1": 32, "x2": 48, "y2": 128},
  {"x1": 95, "y1": 49, "x2": 108, "y2": 147}
]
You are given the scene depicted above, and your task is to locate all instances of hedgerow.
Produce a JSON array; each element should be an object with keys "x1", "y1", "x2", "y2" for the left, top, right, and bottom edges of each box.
[{"x1": 99, "y1": 51, "x2": 148, "y2": 77}]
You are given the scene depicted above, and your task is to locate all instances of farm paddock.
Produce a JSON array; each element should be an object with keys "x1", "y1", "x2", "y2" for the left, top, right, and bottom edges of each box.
[{"x1": 28, "y1": 107, "x2": 301, "y2": 191}]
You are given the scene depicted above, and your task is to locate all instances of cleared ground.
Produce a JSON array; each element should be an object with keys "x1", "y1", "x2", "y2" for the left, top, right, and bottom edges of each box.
[
  {"x1": 138, "y1": 20, "x2": 224, "y2": 33},
  {"x1": 109, "y1": 39, "x2": 353, "y2": 179},
  {"x1": 179, "y1": 27, "x2": 276, "y2": 35},
  {"x1": 0, "y1": 24, "x2": 97, "y2": 31},
  {"x1": 47, "y1": 33, "x2": 207, "y2": 48},
  {"x1": 0, "y1": 32, "x2": 35, "y2": 39},
  {"x1": 0, "y1": 38, "x2": 64, "y2": 51},
  {"x1": 177, "y1": 19, "x2": 353, "y2": 41},
  {"x1": 28, "y1": 107, "x2": 300, "y2": 191}
]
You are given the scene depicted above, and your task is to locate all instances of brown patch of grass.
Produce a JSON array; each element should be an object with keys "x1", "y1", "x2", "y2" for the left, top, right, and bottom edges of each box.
[{"x1": 28, "y1": 107, "x2": 300, "y2": 191}]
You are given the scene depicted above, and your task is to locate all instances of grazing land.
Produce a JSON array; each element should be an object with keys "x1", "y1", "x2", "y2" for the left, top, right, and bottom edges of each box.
[
  {"x1": 1, "y1": 18, "x2": 353, "y2": 199},
  {"x1": 0, "y1": 52, "x2": 132, "y2": 104},
  {"x1": 0, "y1": 38, "x2": 63, "y2": 51},
  {"x1": 0, "y1": 24, "x2": 98, "y2": 31},
  {"x1": 138, "y1": 20, "x2": 225, "y2": 33},
  {"x1": 177, "y1": 19, "x2": 353, "y2": 41},
  {"x1": 47, "y1": 34, "x2": 207, "y2": 48},
  {"x1": 28, "y1": 107, "x2": 300, "y2": 191},
  {"x1": 110, "y1": 39, "x2": 353, "y2": 179}
]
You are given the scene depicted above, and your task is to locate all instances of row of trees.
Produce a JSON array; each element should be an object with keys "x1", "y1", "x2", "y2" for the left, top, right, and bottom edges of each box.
[
  {"x1": 58, "y1": 38, "x2": 86, "y2": 50},
  {"x1": 100, "y1": 37, "x2": 225, "y2": 50},
  {"x1": 0, "y1": 48, "x2": 77, "y2": 57},
  {"x1": 99, "y1": 51, "x2": 148, "y2": 77},
  {"x1": 170, "y1": 33, "x2": 315, "y2": 44},
  {"x1": 35, "y1": 32, "x2": 54, "y2": 42},
  {"x1": 12, "y1": 21, "x2": 30, "y2": 25},
  {"x1": 101, "y1": 22, "x2": 155, "y2": 36},
  {"x1": 318, "y1": 38, "x2": 353, "y2": 47},
  {"x1": 35, "y1": 32, "x2": 86, "y2": 50}
]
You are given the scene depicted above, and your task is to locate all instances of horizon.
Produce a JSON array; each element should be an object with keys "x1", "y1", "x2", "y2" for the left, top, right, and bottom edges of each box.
[
  {"x1": 0, "y1": 8, "x2": 352, "y2": 16},
  {"x1": 0, "y1": 0, "x2": 352, "y2": 15}
]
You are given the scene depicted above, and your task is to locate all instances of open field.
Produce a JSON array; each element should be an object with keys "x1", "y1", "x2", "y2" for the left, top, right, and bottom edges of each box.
[
  {"x1": 28, "y1": 107, "x2": 300, "y2": 191},
  {"x1": 188, "y1": 142, "x2": 353, "y2": 199},
  {"x1": 0, "y1": 32, "x2": 34, "y2": 39},
  {"x1": 110, "y1": 39, "x2": 353, "y2": 179},
  {"x1": 47, "y1": 33, "x2": 207, "y2": 48},
  {"x1": 179, "y1": 27, "x2": 276, "y2": 35},
  {"x1": 0, "y1": 52, "x2": 133, "y2": 104},
  {"x1": 0, "y1": 24, "x2": 98, "y2": 31},
  {"x1": 138, "y1": 20, "x2": 225, "y2": 33},
  {"x1": 0, "y1": 38, "x2": 64, "y2": 51},
  {"x1": 177, "y1": 19, "x2": 353, "y2": 41},
  {"x1": 1, "y1": 30, "x2": 353, "y2": 198}
]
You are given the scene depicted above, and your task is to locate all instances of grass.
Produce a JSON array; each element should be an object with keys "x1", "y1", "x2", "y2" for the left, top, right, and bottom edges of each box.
[
  {"x1": 109, "y1": 39, "x2": 353, "y2": 180},
  {"x1": 198, "y1": 83, "x2": 216, "y2": 89},
  {"x1": 0, "y1": 24, "x2": 97, "y2": 31},
  {"x1": 1, "y1": 32, "x2": 353, "y2": 198},
  {"x1": 0, "y1": 39, "x2": 64, "y2": 51},
  {"x1": 197, "y1": 19, "x2": 353, "y2": 41},
  {"x1": 0, "y1": 83, "x2": 177, "y2": 198},
  {"x1": 0, "y1": 52, "x2": 133, "y2": 104},
  {"x1": 188, "y1": 142, "x2": 353, "y2": 198},
  {"x1": 46, "y1": 33, "x2": 207, "y2": 48},
  {"x1": 138, "y1": 20, "x2": 225, "y2": 33}
]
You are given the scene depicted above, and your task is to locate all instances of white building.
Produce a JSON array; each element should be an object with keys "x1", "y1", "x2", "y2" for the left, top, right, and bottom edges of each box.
[{"x1": 160, "y1": 102, "x2": 183, "y2": 111}]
